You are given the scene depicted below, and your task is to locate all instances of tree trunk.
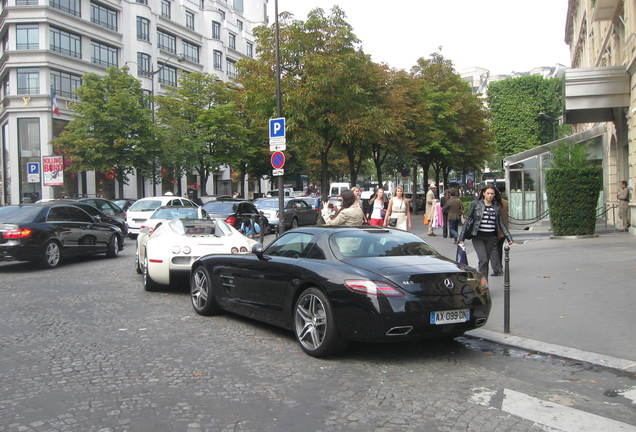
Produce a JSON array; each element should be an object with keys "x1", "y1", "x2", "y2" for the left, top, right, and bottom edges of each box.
[
  {"x1": 347, "y1": 147, "x2": 357, "y2": 187},
  {"x1": 412, "y1": 164, "x2": 418, "y2": 198},
  {"x1": 198, "y1": 166, "x2": 208, "y2": 196},
  {"x1": 443, "y1": 167, "x2": 450, "y2": 193},
  {"x1": 434, "y1": 167, "x2": 441, "y2": 199},
  {"x1": 116, "y1": 169, "x2": 125, "y2": 199},
  {"x1": 320, "y1": 150, "x2": 329, "y2": 198},
  {"x1": 421, "y1": 161, "x2": 430, "y2": 190}
]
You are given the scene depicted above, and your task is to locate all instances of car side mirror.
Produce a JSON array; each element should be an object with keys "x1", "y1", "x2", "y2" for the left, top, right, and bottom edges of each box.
[
  {"x1": 252, "y1": 243, "x2": 268, "y2": 260},
  {"x1": 94, "y1": 215, "x2": 102, "y2": 223}
]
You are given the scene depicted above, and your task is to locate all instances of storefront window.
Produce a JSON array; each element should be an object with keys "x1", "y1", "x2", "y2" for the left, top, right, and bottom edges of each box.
[{"x1": 18, "y1": 118, "x2": 41, "y2": 203}]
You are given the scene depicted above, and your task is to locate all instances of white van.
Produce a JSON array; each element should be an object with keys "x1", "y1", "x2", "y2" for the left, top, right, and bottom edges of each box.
[{"x1": 329, "y1": 182, "x2": 350, "y2": 197}]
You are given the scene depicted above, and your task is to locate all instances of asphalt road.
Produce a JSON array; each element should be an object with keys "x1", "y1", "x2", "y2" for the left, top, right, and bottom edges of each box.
[{"x1": 0, "y1": 243, "x2": 635, "y2": 432}]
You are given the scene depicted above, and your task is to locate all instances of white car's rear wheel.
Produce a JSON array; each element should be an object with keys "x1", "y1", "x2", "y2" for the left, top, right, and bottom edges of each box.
[{"x1": 143, "y1": 257, "x2": 158, "y2": 291}]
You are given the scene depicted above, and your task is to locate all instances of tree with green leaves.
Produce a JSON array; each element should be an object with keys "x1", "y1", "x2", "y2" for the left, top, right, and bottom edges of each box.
[
  {"x1": 155, "y1": 72, "x2": 249, "y2": 195},
  {"x1": 487, "y1": 75, "x2": 566, "y2": 157},
  {"x1": 239, "y1": 6, "x2": 362, "y2": 198},
  {"x1": 53, "y1": 67, "x2": 155, "y2": 199}
]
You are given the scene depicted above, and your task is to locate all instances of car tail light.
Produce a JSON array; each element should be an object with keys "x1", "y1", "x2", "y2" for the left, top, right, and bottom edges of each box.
[
  {"x1": 479, "y1": 276, "x2": 489, "y2": 294},
  {"x1": 239, "y1": 246, "x2": 248, "y2": 253},
  {"x1": 123, "y1": 212, "x2": 127, "y2": 220},
  {"x1": 3, "y1": 228, "x2": 33, "y2": 239},
  {"x1": 140, "y1": 225, "x2": 154, "y2": 234},
  {"x1": 231, "y1": 247, "x2": 239, "y2": 254},
  {"x1": 344, "y1": 280, "x2": 404, "y2": 297},
  {"x1": 226, "y1": 216, "x2": 236, "y2": 226}
]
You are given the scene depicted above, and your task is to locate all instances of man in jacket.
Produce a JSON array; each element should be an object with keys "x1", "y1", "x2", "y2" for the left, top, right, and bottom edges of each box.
[
  {"x1": 442, "y1": 189, "x2": 463, "y2": 243},
  {"x1": 617, "y1": 180, "x2": 630, "y2": 231}
]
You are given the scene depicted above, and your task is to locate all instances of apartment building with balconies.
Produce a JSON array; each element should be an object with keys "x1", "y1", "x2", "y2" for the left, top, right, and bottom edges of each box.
[{"x1": 0, "y1": 0, "x2": 267, "y2": 204}]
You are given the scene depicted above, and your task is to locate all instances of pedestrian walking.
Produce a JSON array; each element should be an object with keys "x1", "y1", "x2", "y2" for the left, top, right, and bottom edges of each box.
[
  {"x1": 384, "y1": 186, "x2": 412, "y2": 231},
  {"x1": 367, "y1": 187, "x2": 388, "y2": 226},
  {"x1": 443, "y1": 189, "x2": 464, "y2": 243},
  {"x1": 325, "y1": 190, "x2": 364, "y2": 226},
  {"x1": 441, "y1": 189, "x2": 451, "y2": 238},
  {"x1": 617, "y1": 180, "x2": 630, "y2": 231},
  {"x1": 425, "y1": 184, "x2": 438, "y2": 236},
  {"x1": 459, "y1": 185, "x2": 512, "y2": 280}
]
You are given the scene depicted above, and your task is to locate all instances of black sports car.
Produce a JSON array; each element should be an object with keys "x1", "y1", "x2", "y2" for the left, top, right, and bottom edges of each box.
[{"x1": 189, "y1": 226, "x2": 491, "y2": 357}]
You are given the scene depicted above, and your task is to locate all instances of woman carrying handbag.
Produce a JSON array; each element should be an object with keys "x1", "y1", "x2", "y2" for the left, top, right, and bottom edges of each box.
[
  {"x1": 384, "y1": 186, "x2": 412, "y2": 231},
  {"x1": 458, "y1": 185, "x2": 512, "y2": 280}
]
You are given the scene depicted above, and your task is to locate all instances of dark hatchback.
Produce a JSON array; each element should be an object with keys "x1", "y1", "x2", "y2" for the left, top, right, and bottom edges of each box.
[
  {"x1": 202, "y1": 200, "x2": 268, "y2": 231},
  {"x1": 0, "y1": 204, "x2": 124, "y2": 268},
  {"x1": 189, "y1": 226, "x2": 490, "y2": 357}
]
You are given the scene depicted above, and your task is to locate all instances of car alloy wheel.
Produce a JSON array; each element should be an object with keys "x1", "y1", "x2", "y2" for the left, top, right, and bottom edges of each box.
[
  {"x1": 295, "y1": 293, "x2": 327, "y2": 351},
  {"x1": 41, "y1": 241, "x2": 61, "y2": 269},
  {"x1": 190, "y1": 266, "x2": 222, "y2": 315},
  {"x1": 106, "y1": 235, "x2": 119, "y2": 258},
  {"x1": 294, "y1": 287, "x2": 347, "y2": 357}
]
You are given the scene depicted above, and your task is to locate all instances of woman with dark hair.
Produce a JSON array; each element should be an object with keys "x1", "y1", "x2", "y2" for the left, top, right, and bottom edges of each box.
[
  {"x1": 326, "y1": 190, "x2": 364, "y2": 226},
  {"x1": 459, "y1": 185, "x2": 512, "y2": 279},
  {"x1": 367, "y1": 187, "x2": 388, "y2": 226}
]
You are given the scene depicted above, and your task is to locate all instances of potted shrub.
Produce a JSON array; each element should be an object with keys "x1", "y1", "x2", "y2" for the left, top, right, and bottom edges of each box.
[{"x1": 545, "y1": 143, "x2": 602, "y2": 236}]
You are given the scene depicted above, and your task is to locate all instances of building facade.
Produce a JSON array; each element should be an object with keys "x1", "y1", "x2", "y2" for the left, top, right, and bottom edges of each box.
[
  {"x1": 459, "y1": 64, "x2": 566, "y2": 98},
  {"x1": 0, "y1": 0, "x2": 268, "y2": 204},
  {"x1": 564, "y1": 0, "x2": 634, "y2": 232}
]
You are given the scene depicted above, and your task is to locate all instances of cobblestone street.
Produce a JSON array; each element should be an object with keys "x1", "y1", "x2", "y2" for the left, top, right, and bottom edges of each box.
[{"x1": 1, "y1": 246, "x2": 634, "y2": 431}]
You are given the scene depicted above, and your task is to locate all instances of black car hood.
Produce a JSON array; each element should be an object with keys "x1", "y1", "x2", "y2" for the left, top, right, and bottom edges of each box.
[{"x1": 341, "y1": 255, "x2": 479, "y2": 296}]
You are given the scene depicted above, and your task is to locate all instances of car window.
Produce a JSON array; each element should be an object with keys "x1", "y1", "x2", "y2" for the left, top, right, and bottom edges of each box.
[
  {"x1": 304, "y1": 243, "x2": 326, "y2": 260},
  {"x1": 266, "y1": 232, "x2": 314, "y2": 258},
  {"x1": 75, "y1": 204, "x2": 99, "y2": 216},
  {"x1": 129, "y1": 200, "x2": 162, "y2": 211},
  {"x1": 330, "y1": 230, "x2": 436, "y2": 258},
  {"x1": 95, "y1": 200, "x2": 115, "y2": 215},
  {"x1": 182, "y1": 199, "x2": 196, "y2": 207},
  {"x1": 105, "y1": 201, "x2": 122, "y2": 214},
  {"x1": 286, "y1": 201, "x2": 294, "y2": 209},
  {"x1": 254, "y1": 200, "x2": 278, "y2": 209},
  {"x1": 203, "y1": 201, "x2": 237, "y2": 214},
  {"x1": 47, "y1": 207, "x2": 68, "y2": 221},
  {"x1": 66, "y1": 206, "x2": 93, "y2": 223},
  {"x1": 151, "y1": 208, "x2": 199, "y2": 219},
  {"x1": 0, "y1": 206, "x2": 44, "y2": 223},
  {"x1": 168, "y1": 199, "x2": 182, "y2": 206},
  {"x1": 296, "y1": 201, "x2": 309, "y2": 209}
]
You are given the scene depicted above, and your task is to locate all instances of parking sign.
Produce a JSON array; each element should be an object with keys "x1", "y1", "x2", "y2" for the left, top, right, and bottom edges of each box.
[
  {"x1": 269, "y1": 117, "x2": 285, "y2": 139},
  {"x1": 27, "y1": 162, "x2": 40, "y2": 183}
]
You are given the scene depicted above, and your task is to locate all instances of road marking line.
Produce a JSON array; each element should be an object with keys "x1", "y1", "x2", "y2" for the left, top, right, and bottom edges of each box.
[{"x1": 502, "y1": 389, "x2": 636, "y2": 432}]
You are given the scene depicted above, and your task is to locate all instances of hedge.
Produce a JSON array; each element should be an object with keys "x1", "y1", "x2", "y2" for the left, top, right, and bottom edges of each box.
[{"x1": 545, "y1": 167, "x2": 602, "y2": 236}]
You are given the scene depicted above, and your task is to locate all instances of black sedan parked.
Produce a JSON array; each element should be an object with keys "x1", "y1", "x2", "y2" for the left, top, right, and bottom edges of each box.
[
  {"x1": 0, "y1": 204, "x2": 123, "y2": 268},
  {"x1": 42, "y1": 200, "x2": 128, "y2": 237},
  {"x1": 189, "y1": 226, "x2": 490, "y2": 357}
]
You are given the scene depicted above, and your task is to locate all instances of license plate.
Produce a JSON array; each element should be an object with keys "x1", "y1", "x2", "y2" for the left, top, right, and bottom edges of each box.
[{"x1": 430, "y1": 309, "x2": 470, "y2": 325}]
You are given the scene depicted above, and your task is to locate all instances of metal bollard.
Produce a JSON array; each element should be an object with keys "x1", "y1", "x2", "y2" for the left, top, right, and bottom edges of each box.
[{"x1": 504, "y1": 244, "x2": 511, "y2": 334}]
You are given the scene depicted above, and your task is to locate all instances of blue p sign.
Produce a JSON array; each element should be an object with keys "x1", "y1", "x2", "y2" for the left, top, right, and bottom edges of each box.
[
  {"x1": 27, "y1": 162, "x2": 40, "y2": 175},
  {"x1": 269, "y1": 117, "x2": 285, "y2": 138}
]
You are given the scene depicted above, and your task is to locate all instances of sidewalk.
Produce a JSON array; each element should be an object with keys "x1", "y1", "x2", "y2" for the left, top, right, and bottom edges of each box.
[{"x1": 410, "y1": 213, "x2": 636, "y2": 364}]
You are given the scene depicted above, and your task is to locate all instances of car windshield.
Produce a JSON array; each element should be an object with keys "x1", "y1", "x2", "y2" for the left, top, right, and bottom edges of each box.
[
  {"x1": 113, "y1": 200, "x2": 130, "y2": 208},
  {"x1": 203, "y1": 201, "x2": 237, "y2": 214},
  {"x1": 255, "y1": 200, "x2": 286, "y2": 209},
  {"x1": 329, "y1": 230, "x2": 437, "y2": 258},
  {"x1": 169, "y1": 219, "x2": 230, "y2": 237},
  {"x1": 0, "y1": 206, "x2": 44, "y2": 223},
  {"x1": 129, "y1": 200, "x2": 162, "y2": 211},
  {"x1": 76, "y1": 204, "x2": 99, "y2": 216},
  {"x1": 151, "y1": 208, "x2": 199, "y2": 219}
]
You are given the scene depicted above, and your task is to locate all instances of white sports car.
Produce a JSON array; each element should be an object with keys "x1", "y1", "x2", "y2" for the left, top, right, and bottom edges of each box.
[{"x1": 140, "y1": 217, "x2": 257, "y2": 291}]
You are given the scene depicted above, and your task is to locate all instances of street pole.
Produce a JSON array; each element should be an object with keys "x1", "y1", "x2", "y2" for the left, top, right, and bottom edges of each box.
[
  {"x1": 504, "y1": 245, "x2": 511, "y2": 334},
  {"x1": 274, "y1": 0, "x2": 284, "y2": 235}
]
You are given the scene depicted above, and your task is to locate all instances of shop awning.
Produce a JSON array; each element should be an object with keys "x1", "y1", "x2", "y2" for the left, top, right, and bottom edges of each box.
[{"x1": 564, "y1": 67, "x2": 629, "y2": 124}]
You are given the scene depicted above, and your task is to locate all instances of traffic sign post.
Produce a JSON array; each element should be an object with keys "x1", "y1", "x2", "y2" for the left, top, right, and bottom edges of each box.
[
  {"x1": 272, "y1": 168, "x2": 284, "y2": 176},
  {"x1": 271, "y1": 151, "x2": 285, "y2": 170},
  {"x1": 27, "y1": 162, "x2": 40, "y2": 183}
]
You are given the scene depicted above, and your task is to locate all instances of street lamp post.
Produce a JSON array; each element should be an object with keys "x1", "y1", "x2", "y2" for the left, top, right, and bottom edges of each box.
[
  {"x1": 274, "y1": 0, "x2": 284, "y2": 235},
  {"x1": 149, "y1": 65, "x2": 163, "y2": 196}
]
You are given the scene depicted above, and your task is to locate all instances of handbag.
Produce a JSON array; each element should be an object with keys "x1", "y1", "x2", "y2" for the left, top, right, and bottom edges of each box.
[
  {"x1": 455, "y1": 244, "x2": 468, "y2": 265},
  {"x1": 424, "y1": 214, "x2": 429, "y2": 225},
  {"x1": 388, "y1": 218, "x2": 398, "y2": 227},
  {"x1": 463, "y1": 217, "x2": 474, "y2": 240}
]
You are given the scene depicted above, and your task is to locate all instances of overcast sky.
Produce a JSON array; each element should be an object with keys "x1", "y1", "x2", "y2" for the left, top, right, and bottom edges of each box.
[{"x1": 267, "y1": 0, "x2": 571, "y2": 75}]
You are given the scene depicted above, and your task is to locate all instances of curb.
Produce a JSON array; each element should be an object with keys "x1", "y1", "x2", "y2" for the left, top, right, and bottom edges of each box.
[{"x1": 465, "y1": 328, "x2": 636, "y2": 373}]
